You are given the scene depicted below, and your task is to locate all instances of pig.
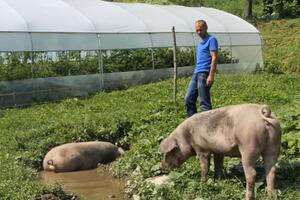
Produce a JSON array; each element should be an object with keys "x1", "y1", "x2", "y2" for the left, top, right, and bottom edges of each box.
[
  {"x1": 160, "y1": 104, "x2": 281, "y2": 200},
  {"x1": 43, "y1": 141, "x2": 124, "y2": 172}
]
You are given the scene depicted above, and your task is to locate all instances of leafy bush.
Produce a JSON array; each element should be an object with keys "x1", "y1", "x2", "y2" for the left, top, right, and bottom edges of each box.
[
  {"x1": 263, "y1": 0, "x2": 300, "y2": 19},
  {"x1": 255, "y1": 60, "x2": 284, "y2": 74},
  {"x1": 0, "y1": 47, "x2": 237, "y2": 81},
  {"x1": 218, "y1": 48, "x2": 239, "y2": 64}
]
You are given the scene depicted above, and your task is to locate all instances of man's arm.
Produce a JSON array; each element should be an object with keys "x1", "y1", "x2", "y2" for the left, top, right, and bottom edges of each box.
[{"x1": 206, "y1": 51, "x2": 218, "y2": 87}]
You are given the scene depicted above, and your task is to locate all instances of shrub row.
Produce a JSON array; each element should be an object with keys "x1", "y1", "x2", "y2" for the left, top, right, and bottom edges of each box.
[{"x1": 0, "y1": 48, "x2": 236, "y2": 81}]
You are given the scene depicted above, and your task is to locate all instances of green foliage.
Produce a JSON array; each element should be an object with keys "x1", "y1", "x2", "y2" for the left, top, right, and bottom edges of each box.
[
  {"x1": 255, "y1": 60, "x2": 284, "y2": 74},
  {"x1": 116, "y1": 0, "x2": 266, "y2": 18},
  {"x1": 262, "y1": 0, "x2": 300, "y2": 19},
  {"x1": 102, "y1": 48, "x2": 193, "y2": 72},
  {"x1": 218, "y1": 48, "x2": 239, "y2": 64},
  {"x1": 117, "y1": 0, "x2": 300, "y2": 19},
  {"x1": 204, "y1": 0, "x2": 253, "y2": 17},
  {"x1": 0, "y1": 47, "x2": 237, "y2": 81},
  {"x1": 103, "y1": 49, "x2": 152, "y2": 72}
]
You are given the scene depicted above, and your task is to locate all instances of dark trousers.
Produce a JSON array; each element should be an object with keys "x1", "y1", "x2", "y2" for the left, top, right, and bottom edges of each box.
[{"x1": 185, "y1": 72, "x2": 212, "y2": 117}]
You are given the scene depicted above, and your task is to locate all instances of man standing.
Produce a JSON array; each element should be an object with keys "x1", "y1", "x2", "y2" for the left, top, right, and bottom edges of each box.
[{"x1": 185, "y1": 20, "x2": 218, "y2": 117}]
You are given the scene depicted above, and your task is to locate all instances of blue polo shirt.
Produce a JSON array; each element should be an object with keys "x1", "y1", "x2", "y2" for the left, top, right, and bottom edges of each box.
[{"x1": 195, "y1": 34, "x2": 218, "y2": 73}]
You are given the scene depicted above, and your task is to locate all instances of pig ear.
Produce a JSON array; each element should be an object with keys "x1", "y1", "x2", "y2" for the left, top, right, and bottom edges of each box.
[{"x1": 160, "y1": 138, "x2": 178, "y2": 153}]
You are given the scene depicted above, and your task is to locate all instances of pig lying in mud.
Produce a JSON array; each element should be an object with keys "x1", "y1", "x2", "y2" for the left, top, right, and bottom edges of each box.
[
  {"x1": 43, "y1": 141, "x2": 124, "y2": 172},
  {"x1": 160, "y1": 104, "x2": 281, "y2": 200}
]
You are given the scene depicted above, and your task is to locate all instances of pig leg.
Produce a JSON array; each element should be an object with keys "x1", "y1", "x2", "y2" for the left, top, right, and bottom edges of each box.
[
  {"x1": 262, "y1": 125, "x2": 281, "y2": 197},
  {"x1": 241, "y1": 153, "x2": 258, "y2": 200},
  {"x1": 262, "y1": 152, "x2": 278, "y2": 197},
  {"x1": 198, "y1": 152, "x2": 211, "y2": 182},
  {"x1": 213, "y1": 153, "x2": 224, "y2": 179}
]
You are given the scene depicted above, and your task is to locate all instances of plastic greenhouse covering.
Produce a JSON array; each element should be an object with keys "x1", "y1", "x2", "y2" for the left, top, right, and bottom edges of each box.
[
  {"x1": 0, "y1": 0, "x2": 263, "y2": 69},
  {"x1": 0, "y1": 0, "x2": 264, "y2": 107}
]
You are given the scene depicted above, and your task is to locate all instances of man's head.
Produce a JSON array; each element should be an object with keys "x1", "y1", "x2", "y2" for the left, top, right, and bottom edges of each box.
[{"x1": 195, "y1": 20, "x2": 208, "y2": 39}]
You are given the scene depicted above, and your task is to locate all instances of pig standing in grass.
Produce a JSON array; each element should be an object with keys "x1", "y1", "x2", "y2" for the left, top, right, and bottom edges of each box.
[
  {"x1": 160, "y1": 104, "x2": 281, "y2": 200},
  {"x1": 43, "y1": 141, "x2": 124, "y2": 172}
]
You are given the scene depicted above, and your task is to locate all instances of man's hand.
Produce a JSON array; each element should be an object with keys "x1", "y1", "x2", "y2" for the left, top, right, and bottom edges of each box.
[{"x1": 206, "y1": 75, "x2": 214, "y2": 87}]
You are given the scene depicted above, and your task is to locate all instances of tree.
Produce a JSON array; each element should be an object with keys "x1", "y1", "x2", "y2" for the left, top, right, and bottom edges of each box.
[{"x1": 244, "y1": 0, "x2": 253, "y2": 19}]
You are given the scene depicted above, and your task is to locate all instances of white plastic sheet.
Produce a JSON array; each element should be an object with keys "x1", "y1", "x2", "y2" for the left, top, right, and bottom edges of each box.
[{"x1": 0, "y1": 0, "x2": 263, "y2": 51}]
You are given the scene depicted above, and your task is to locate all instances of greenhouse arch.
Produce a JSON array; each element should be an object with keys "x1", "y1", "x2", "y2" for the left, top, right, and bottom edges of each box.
[{"x1": 0, "y1": 0, "x2": 263, "y2": 107}]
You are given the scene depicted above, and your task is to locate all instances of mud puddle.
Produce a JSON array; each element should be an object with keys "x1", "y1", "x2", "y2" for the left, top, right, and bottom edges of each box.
[{"x1": 39, "y1": 168, "x2": 126, "y2": 200}]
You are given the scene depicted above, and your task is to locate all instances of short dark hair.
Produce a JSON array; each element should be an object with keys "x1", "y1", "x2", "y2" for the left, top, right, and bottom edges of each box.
[{"x1": 195, "y1": 20, "x2": 208, "y2": 28}]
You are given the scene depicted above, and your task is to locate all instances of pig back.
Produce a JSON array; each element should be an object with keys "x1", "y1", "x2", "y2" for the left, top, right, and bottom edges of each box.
[
  {"x1": 85, "y1": 141, "x2": 121, "y2": 164},
  {"x1": 186, "y1": 104, "x2": 274, "y2": 155}
]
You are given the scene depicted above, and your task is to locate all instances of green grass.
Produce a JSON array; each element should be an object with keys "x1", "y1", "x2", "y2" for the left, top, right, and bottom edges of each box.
[
  {"x1": 258, "y1": 18, "x2": 300, "y2": 74},
  {"x1": 0, "y1": 73, "x2": 299, "y2": 199}
]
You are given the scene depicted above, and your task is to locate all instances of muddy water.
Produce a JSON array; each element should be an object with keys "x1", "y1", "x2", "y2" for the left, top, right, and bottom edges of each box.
[{"x1": 39, "y1": 168, "x2": 126, "y2": 200}]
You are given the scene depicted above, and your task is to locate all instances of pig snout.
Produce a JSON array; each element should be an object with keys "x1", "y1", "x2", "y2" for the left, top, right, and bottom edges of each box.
[
  {"x1": 160, "y1": 160, "x2": 177, "y2": 169},
  {"x1": 160, "y1": 162, "x2": 166, "y2": 169}
]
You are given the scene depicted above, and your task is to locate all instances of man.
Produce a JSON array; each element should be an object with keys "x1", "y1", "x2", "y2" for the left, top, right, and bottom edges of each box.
[{"x1": 185, "y1": 20, "x2": 218, "y2": 117}]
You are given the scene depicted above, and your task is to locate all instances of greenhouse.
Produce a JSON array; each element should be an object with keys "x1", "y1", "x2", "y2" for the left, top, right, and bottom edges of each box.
[{"x1": 0, "y1": 0, "x2": 264, "y2": 107}]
